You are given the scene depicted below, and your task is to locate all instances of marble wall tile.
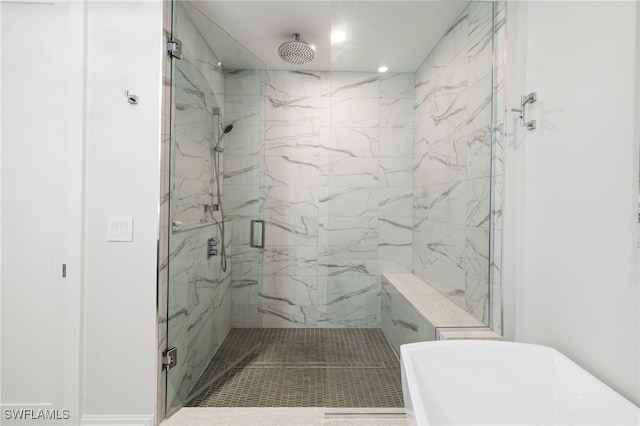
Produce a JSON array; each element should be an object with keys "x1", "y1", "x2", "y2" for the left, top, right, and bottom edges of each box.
[
  {"x1": 265, "y1": 126, "x2": 323, "y2": 156},
  {"x1": 380, "y1": 73, "x2": 414, "y2": 99},
  {"x1": 261, "y1": 304, "x2": 319, "y2": 328},
  {"x1": 266, "y1": 70, "x2": 322, "y2": 98},
  {"x1": 225, "y1": 69, "x2": 262, "y2": 96},
  {"x1": 264, "y1": 215, "x2": 318, "y2": 247},
  {"x1": 380, "y1": 98, "x2": 414, "y2": 128},
  {"x1": 467, "y1": 1, "x2": 494, "y2": 85},
  {"x1": 330, "y1": 97, "x2": 381, "y2": 128},
  {"x1": 330, "y1": 72, "x2": 380, "y2": 98},
  {"x1": 224, "y1": 95, "x2": 263, "y2": 126},
  {"x1": 319, "y1": 216, "x2": 378, "y2": 247},
  {"x1": 264, "y1": 154, "x2": 320, "y2": 187},
  {"x1": 324, "y1": 305, "x2": 380, "y2": 328},
  {"x1": 261, "y1": 275, "x2": 318, "y2": 307},
  {"x1": 321, "y1": 187, "x2": 378, "y2": 217},
  {"x1": 465, "y1": 226, "x2": 490, "y2": 281},
  {"x1": 414, "y1": 181, "x2": 466, "y2": 224},
  {"x1": 379, "y1": 187, "x2": 413, "y2": 217},
  {"x1": 379, "y1": 158, "x2": 413, "y2": 188},
  {"x1": 262, "y1": 246, "x2": 318, "y2": 276},
  {"x1": 326, "y1": 276, "x2": 380, "y2": 307},
  {"x1": 328, "y1": 157, "x2": 379, "y2": 187},
  {"x1": 465, "y1": 177, "x2": 491, "y2": 228},
  {"x1": 432, "y1": 12, "x2": 468, "y2": 71},
  {"x1": 380, "y1": 128, "x2": 414, "y2": 159},
  {"x1": 379, "y1": 245, "x2": 413, "y2": 273},
  {"x1": 262, "y1": 186, "x2": 318, "y2": 217},
  {"x1": 330, "y1": 127, "x2": 379, "y2": 158}
]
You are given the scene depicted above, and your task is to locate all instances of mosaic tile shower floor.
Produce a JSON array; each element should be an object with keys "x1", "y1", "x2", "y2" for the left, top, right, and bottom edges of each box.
[{"x1": 186, "y1": 328, "x2": 404, "y2": 408}]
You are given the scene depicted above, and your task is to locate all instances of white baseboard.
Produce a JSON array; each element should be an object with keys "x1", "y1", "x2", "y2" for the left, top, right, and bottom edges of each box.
[{"x1": 81, "y1": 414, "x2": 155, "y2": 426}]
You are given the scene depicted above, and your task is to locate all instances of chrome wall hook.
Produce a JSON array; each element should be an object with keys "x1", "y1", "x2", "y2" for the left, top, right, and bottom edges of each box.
[
  {"x1": 511, "y1": 91, "x2": 537, "y2": 130},
  {"x1": 125, "y1": 90, "x2": 138, "y2": 105}
]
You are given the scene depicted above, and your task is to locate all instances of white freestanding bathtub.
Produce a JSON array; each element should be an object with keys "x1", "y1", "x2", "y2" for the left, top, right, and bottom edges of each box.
[{"x1": 401, "y1": 340, "x2": 640, "y2": 425}]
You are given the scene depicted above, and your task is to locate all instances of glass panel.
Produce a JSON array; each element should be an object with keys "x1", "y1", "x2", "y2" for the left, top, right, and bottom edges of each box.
[
  {"x1": 324, "y1": 0, "x2": 497, "y2": 408},
  {"x1": 165, "y1": 0, "x2": 265, "y2": 416}
]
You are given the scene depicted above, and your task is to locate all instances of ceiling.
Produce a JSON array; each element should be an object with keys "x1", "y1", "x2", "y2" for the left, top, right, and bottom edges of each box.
[{"x1": 189, "y1": 1, "x2": 470, "y2": 73}]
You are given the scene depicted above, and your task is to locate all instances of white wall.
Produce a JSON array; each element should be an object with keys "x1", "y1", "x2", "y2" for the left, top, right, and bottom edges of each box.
[
  {"x1": 1, "y1": 2, "x2": 83, "y2": 424},
  {"x1": 503, "y1": 1, "x2": 640, "y2": 405},
  {"x1": 82, "y1": 1, "x2": 163, "y2": 424}
]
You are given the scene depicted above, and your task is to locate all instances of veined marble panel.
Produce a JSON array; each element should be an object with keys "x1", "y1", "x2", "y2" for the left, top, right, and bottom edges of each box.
[
  {"x1": 324, "y1": 305, "x2": 380, "y2": 328},
  {"x1": 223, "y1": 154, "x2": 259, "y2": 186},
  {"x1": 328, "y1": 157, "x2": 379, "y2": 187},
  {"x1": 260, "y1": 304, "x2": 318, "y2": 328},
  {"x1": 266, "y1": 95, "x2": 322, "y2": 127},
  {"x1": 265, "y1": 126, "x2": 323, "y2": 157},
  {"x1": 221, "y1": 125, "x2": 263, "y2": 157},
  {"x1": 467, "y1": 1, "x2": 494, "y2": 85},
  {"x1": 380, "y1": 128, "x2": 413, "y2": 159},
  {"x1": 265, "y1": 215, "x2": 319, "y2": 247},
  {"x1": 465, "y1": 225, "x2": 490, "y2": 281},
  {"x1": 330, "y1": 127, "x2": 379, "y2": 158},
  {"x1": 264, "y1": 154, "x2": 320, "y2": 187},
  {"x1": 261, "y1": 275, "x2": 318, "y2": 307},
  {"x1": 330, "y1": 72, "x2": 380, "y2": 98},
  {"x1": 262, "y1": 246, "x2": 318, "y2": 277},
  {"x1": 266, "y1": 70, "x2": 322, "y2": 98},
  {"x1": 262, "y1": 186, "x2": 318, "y2": 217},
  {"x1": 166, "y1": 222, "x2": 232, "y2": 408},
  {"x1": 378, "y1": 217, "x2": 412, "y2": 247},
  {"x1": 319, "y1": 246, "x2": 378, "y2": 278},
  {"x1": 231, "y1": 276, "x2": 259, "y2": 306},
  {"x1": 224, "y1": 95, "x2": 263, "y2": 126},
  {"x1": 330, "y1": 97, "x2": 380, "y2": 128},
  {"x1": 379, "y1": 187, "x2": 413, "y2": 217},
  {"x1": 432, "y1": 12, "x2": 468, "y2": 72},
  {"x1": 319, "y1": 216, "x2": 378, "y2": 247},
  {"x1": 414, "y1": 132, "x2": 467, "y2": 187},
  {"x1": 466, "y1": 177, "x2": 491, "y2": 228},
  {"x1": 320, "y1": 187, "x2": 377, "y2": 217},
  {"x1": 379, "y1": 158, "x2": 413, "y2": 188},
  {"x1": 466, "y1": 73, "x2": 492, "y2": 135},
  {"x1": 325, "y1": 276, "x2": 380, "y2": 307},
  {"x1": 381, "y1": 276, "x2": 436, "y2": 355},
  {"x1": 224, "y1": 184, "x2": 260, "y2": 217},
  {"x1": 379, "y1": 245, "x2": 412, "y2": 273},
  {"x1": 224, "y1": 69, "x2": 262, "y2": 96},
  {"x1": 232, "y1": 304, "x2": 261, "y2": 328},
  {"x1": 423, "y1": 220, "x2": 466, "y2": 268},
  {"x1": 229, "y1": 246, "x2": 263, "y2": 276},
  {"x1": 380, "y1": 98, "x2": 414, "y2": 128},
  {"x1": 414, "y1": 181, "x2": 466, "y2": 225},
  {"x1": 380, "y1": 73, "x2": 414, "y2": 99},
  {"x1": 465, "y1": 273, "x2": 489, "y2": 323}
]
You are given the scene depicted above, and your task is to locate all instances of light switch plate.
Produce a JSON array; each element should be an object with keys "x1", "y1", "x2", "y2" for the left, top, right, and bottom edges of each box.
[{"x1": 107, "y1": 216, "x2": 133, "y2": 242}]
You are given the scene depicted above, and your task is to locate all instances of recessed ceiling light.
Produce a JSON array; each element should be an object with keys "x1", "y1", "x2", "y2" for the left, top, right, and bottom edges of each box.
[
  {"x1": 332, "y1": 30, "x2": 346, "y2": 44},
  {"x1": 217, "y1": 62, "x2": 222, "y2": 67},
  {"x1": 378, "y1": 66, "x2": 388, "y2": 73}
]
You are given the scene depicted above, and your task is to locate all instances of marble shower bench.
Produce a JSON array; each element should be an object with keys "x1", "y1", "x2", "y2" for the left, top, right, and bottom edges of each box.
[{"x1": 381, "y1": 273, "x2": 500, "y2": 355}]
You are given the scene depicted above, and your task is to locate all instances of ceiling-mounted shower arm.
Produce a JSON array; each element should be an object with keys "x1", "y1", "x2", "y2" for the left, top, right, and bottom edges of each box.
[{"x1": 511, "y1": 91, "x2": 537, "y2": 130}]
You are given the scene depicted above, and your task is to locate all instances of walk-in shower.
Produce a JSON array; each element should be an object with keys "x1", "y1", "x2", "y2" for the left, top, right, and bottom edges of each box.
[{"x1": 160, "y1": 0, "x2": 505, "y2": 419}]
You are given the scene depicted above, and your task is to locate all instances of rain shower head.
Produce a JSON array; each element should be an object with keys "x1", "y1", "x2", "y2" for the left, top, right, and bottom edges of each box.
[{"x1": 278, "y1": 33, "x2": 316, "y2": 65}]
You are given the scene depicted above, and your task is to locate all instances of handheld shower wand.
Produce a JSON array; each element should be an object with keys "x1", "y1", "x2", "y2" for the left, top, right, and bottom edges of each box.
[{"x1": 211, "y1": 121, "x2": 233, "y2": 272}]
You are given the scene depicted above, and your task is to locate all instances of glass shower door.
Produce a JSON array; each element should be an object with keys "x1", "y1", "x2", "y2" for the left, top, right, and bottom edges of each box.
[{"x1": 165, "y1": 0, "x2": 265, "y2": 416}]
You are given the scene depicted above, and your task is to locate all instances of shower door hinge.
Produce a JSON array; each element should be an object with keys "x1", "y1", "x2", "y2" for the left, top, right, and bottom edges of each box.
[
  {"x1": 167, "y1": 38, "x2": 182, "y2": 60},
  {"x1": 162, "y1": 347, "x2": 178, "y2": 370}
]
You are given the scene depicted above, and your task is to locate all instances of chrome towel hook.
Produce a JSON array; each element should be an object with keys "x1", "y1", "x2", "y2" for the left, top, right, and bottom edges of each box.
[{"x1": 511, "y1": 92, "x2": 537, "y2": 130}]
